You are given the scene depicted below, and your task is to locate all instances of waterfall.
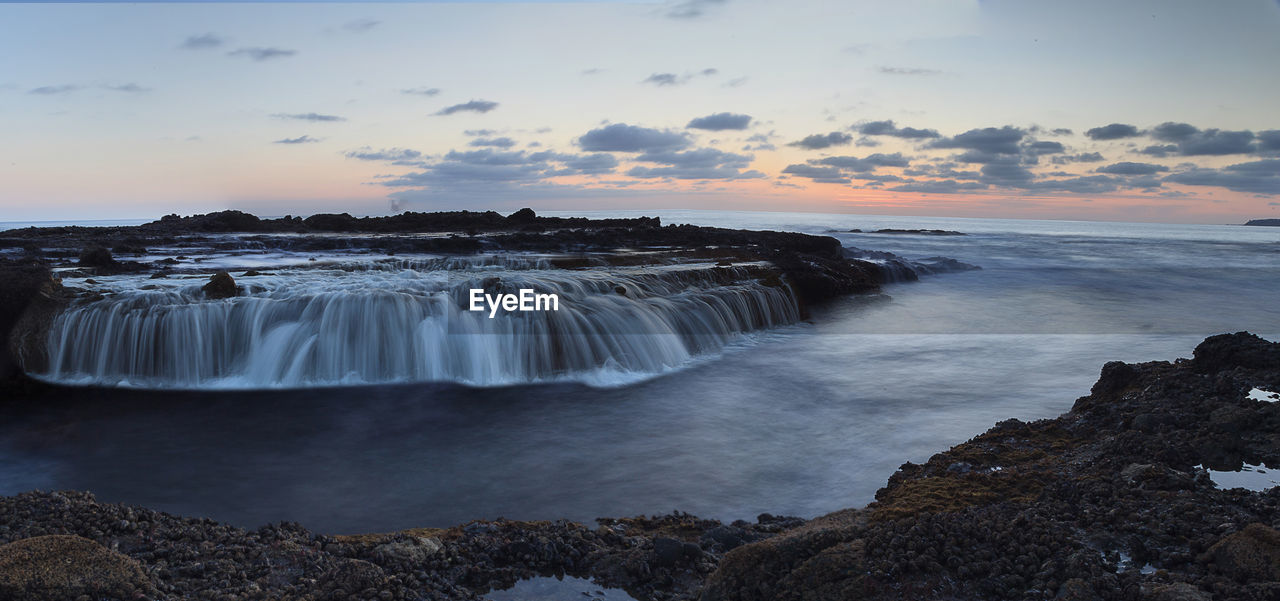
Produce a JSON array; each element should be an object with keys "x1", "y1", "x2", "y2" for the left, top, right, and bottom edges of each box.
[{"x1": 40, "y1": 261, "x2": 799, "y2": 389}]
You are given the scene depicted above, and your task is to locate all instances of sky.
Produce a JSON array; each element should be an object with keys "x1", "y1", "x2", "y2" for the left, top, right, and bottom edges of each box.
[{"x1": 2, "y1": 0, "x2": 1279, "y2": 224}]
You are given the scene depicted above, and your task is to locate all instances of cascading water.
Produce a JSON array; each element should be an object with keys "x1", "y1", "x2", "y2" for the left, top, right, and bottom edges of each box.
[{"x1": 40, "y1": 257, "x2": 799, "y2": 388}]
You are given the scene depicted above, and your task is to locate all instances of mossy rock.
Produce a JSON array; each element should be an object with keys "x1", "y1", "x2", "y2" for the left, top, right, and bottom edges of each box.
[{"x1": 0, "y1": 534, "x2": 156, "y2": 601}]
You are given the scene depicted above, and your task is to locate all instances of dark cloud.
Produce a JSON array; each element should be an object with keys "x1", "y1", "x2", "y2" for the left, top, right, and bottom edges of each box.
[
  {"x1": 1138, "y1": 144, "x2": 1179, "y2": 158},
  {"x1": 789, "y1": 131, "x2": 854, "y2": 150},
  {"x1": 1085, "y1": 123, "x2": 1141, "y2": 140},
  {"x1": 1176, "y1": 129, "x2": 1255, "y2": 155},
  {"x1": 978, "y1": 159, "x2": 1035, "y2": 186},
  {"x1": 435, "y1": 100, "x2": 499, "y2": 116},
  {"x1": 878, "y1": 66, "x2": 941, "y2": 75},
  {"x1": 1095, "y1": 162, "x2": 1169, "y2": 176},
  {"x1": 1165, "y1": 159, "x2": 1280, "y2": 194},
  {"x1": 888, "y1": 180, "x2": 988, "y2": 194},
  {"x1": 469, "y1": 137, "x2": 517, "y2": 149},
  {"x1": 1258, "y1": 130, "x2": 1280, "y2": 154},
  {"x1": 930, "y1": 126, "x2": 1025, "y2": 155},
  {"x1": 667, "y1": 0, "x2": 726, "y2": 19},
  {"x1": 854, "y1": 120, "x2": 940, "y2": 139},
  {"x1": 274, "y1": 135, "x2": 320, "y2": 145},
  {"x1": 228, "y1": 47, "x2": 296, "y2": 61},
  {"x1": 180, "y1": 33, "x2": 225, "y2": 50},
  {"x1": 781, "y1": 164, "x2": 849, "y2": 184},
  {"x1": 1025, "y1": 175, "x2": 1122, "y2": 194},
  {"x1": 578, "y1": 123, "x2": 690, "y2": 152},
  {"x1": 812, "y1": 153, "x2": 910, "y2": 172},
  {"x1": 687, "y1": 112, "x2": 752, "y2": 131},
  {"x1": 628, "y1": 148, "x2": 760, "y2": 180},
  {"x1": 563, "y1": 153, "x2": 618, "y2": 175},
  {"x1": 1151, "y1": 122, "x2": 1200, "y2": 142},
  {"x1": 341, "y1": 19, "x2": 380, "y2": 33},
  {"x1": 28, "y1": 85, "x2": 80, "y2": 95},
  {"x1": 701, "y1": 68, "x2": 719, "y2": 76},
  {"x1": 1052, "y1": 152, "x2": 1105, "y2": 164},
  {"x1": 272, "y1": 112, "x2": 346, "y2": 122},
  {"x1": 643, "y1": 73, "x2": 681, "y2": 86},
  {"x1": 464, "y1": 129, "x2": 496, "y2": 137},
  {"x1": 401, "y1": 87, "x2": 441, "y2": 96},
  {"x1": 345, "y1": 147, "x2": 423, "y2": 162},
  {"x1": 1024, "y1": 140, "x2": 1065, "y2": 155},
  {"x1": 1050, "y1": 128, "x2": 1074, "y2": 136}
]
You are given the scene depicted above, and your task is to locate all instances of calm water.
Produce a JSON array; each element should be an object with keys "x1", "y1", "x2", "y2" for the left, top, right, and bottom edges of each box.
[{"x1": 3, "y1": 211, "x2": 1278, "y2": 534}]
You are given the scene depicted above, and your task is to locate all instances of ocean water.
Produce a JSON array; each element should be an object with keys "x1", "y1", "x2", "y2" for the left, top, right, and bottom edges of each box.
[{"x1": 2, "y1": 211, "x2": 1278, "y2": 533}]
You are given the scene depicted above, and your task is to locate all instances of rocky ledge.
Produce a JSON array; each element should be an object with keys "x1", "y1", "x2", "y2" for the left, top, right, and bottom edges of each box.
[{"x1": 1, "y1": 333, "x2": 1277, "y2": 600}]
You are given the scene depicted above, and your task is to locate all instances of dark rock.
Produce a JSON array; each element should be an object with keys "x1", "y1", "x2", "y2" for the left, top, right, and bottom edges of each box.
[
  {"x1": 202, "y1": 271, "x2": 238, "y2": 299},
  {"x1": 507, "y1": 207, "x2": 537, "y2": 222},
  {"x1": 76, "y1": 246, "x2": 116, "y2": 268},
  {"x1": 1192, "y1": 331, "x2": 1280, "y2": 373}
]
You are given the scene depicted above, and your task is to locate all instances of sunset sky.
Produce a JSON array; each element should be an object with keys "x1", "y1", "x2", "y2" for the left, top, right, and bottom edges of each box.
[{"x1": 2, "y1": 0, "x2": 1279, "y2": 223}]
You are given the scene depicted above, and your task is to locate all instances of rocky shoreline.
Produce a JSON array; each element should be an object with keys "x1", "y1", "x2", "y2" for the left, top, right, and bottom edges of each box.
[{"x1": 1, "y1": 332, "x2": 1277, "y2": 600}]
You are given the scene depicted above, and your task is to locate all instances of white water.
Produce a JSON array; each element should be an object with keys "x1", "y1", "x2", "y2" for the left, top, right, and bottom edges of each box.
[{"x1": 42, "y1": 258, "x2": 798, "y2": 388}]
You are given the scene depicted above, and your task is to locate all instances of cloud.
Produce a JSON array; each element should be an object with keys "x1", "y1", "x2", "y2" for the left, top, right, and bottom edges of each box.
[
  {"x1": 643, "y1": 73, "x2": 681, "y2": 86},
  {"x1": 341, "y1": 19, "x2": 380, "y2": 33},
  {"x1": 1025, "y1": 175, "x2": 1122, "y2": 194},
  {"x1": 1085, "y1": 123, "x2": 1141, "y2": 140},
  {"x1": 888, "y1": 180, "x2": 988, "y2": 194},
  {"x1": 103, "y1": 83, "x2": 150, "y2": 93},
  {"x1": 1176, "y1": 129, "x2": 1256, "y2": 155},
  {"x1": 401, "y1": 87, "x2": 441, "y2": 96},
  {"x1": 435, "y1": 100, "x2": 499, "y2": 116},
  {"x1": 274, "y1": 135, "x2": 320, "y2": 144},
  {"x1": 1150, "y1": 122, "x2": 1200, "y2": 142},
  {"x1": 1050, "y1": 128, "x2": 1074, "y2": 136},
  {"x1": 812, "y1": 153, "x2": 910, "y2": 172},
  {"x1": 563, "y1": 153, "x2": 618, "y2": 175},
  {"x1": 666, "y1": 0, "x2": 726, "y2": 19},
  {"x1": 1052, "y1": 152, "x2": 1105, "y2": 164},
  {"x1": 228, "y1": 47, "x2": 296, "y2": 61},
  {"x1": 782, "y1": 164, "x2": 849, "y2": 184},
  {"x1": 272, "y1": 112, "x2": 346, "y2": 122},
  {"x1": 978, "y1": 159, "x2": 1035, "y2": 186},
  {"x1": 878, "y1": 66, "x2": 941, "y2": 75},
  {"x1": 686, "y1": 112, "x2": 752, "y2": 131},
  {"x1": 629, "y1": 146, "x2": 757, "y2": 179},
  {"x1": 180, "y1": 33, "x2": 225, "y2": 50},
  {"x1": 854, "y1": 120, "x2": 940, "y2": 139},
  {"x1": 930, "y1": 126, "x2": 1026, "y2": 156},
  {"x1": 578, "y1": 123, "x2": 690, "y2": 152},
  {"x1": 1164, "y1": 159, "x2": 1280, "y2": 194},
  {"x1": 724, "y1": 76, "x2": 749, "y2": 87},
  {"x1": 1138, "y1": 144, "x2": 1179, "y2": 158},
  {"x1": 789, "y1": 131, "x2": 854, "y2": 150},
  {"x1": 28, "y1": 85, "x2": 80, "y2": 95},
  {"x1": 344, "y1": 147, "x2": 423, "y2": 162},
  {"x1": 469, "y1": 137, "x2": 517, "y2": 148},
  {"x1": 1095, "y1": 162, "x2": 1169, "y2": 176},
  {"x1": 1258, "y1": 130, "x2": 1280, "y2": 154},
  {"x1": 1023, "y1": 140, "x2": 1065, "y2": 155}
]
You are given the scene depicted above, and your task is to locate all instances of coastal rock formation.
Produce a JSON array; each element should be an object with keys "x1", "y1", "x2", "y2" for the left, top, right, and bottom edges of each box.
[
  {"x1": 0, "y1": 333, "x2": 1276, "y2": 600},
  {"x1": 702, "y1": 332, "x2": 1280, "y2": 601}
]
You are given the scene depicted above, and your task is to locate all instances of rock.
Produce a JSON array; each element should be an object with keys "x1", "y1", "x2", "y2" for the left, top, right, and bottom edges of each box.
[
  {"x1": 1200, "y1": 523, "x2": 1280, "y2": 582},
  {"x1": 374, "y1": 537, "x2": 442, "y2": 564},
  {"x1": 0, "y1": 535, "x2": 156, "y2": 601},
  {"x1": 76, "y1": 246, "x2": 116, "y2": 268},
  {"x1": 1055, "y1": 578, "x2": 1101, "y2": 600},
  {"x1": 1192, "y1": 331, "x2": 1280, "y2": 373},
  {"x1": 202, "y1": 271, "x2": 238, "y2": 299},
  {"x1": 652, "y1": 537, "x2": 684, "y2": 567},
  {"x1": 1144, "y1": 582, "x2": 1212, "y2": 601},
  {"x1": 507, "y1": 207, "x2": 537, "y2": 222}
]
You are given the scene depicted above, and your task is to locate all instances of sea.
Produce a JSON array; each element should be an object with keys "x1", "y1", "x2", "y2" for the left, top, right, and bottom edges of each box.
[{"x1": 2, "y1": 210, "x2": 1278, "y2": 535}]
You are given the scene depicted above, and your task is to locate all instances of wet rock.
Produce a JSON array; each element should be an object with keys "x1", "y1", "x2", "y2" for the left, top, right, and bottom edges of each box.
[
  {"x1": 1143, "y1": 582, "x2": 1212, "y2": 601},
  {"x1": 0, "y1": 534, "x2": 156, "y2": 601},
  {"x1": 202, "y1": 271, "x2": 238, "y2": 299},
  {"x1": 1200, "y1": 523, "x2": 1280, "y2": 582}
]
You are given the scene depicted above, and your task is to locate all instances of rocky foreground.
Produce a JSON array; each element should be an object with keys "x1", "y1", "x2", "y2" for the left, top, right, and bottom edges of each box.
[{"x1": 1, "y1": 332, "x2": 1277, "y2": 600}]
